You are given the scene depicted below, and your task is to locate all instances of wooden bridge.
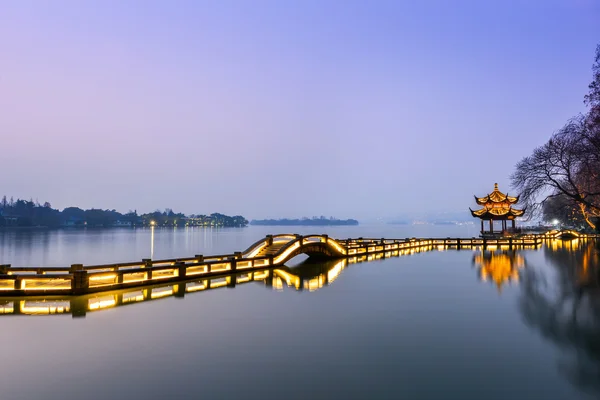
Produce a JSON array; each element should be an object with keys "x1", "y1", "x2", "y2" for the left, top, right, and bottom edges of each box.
[
  {"x1": 0, "y1": 259, "x2": 351, "y2": 317},
  {"x1": 0, "y1": 231, "x2": 595, "y2": 297}
]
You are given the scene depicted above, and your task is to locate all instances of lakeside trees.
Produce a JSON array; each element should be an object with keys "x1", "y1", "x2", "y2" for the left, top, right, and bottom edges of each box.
[
  {"x1": 512, "y1": 45, "x2": 600, "y2": 230},
  {"x1": 0, "y1": 197, "x2": 248, "y2": 228},
  {"x1": 141, "y1": 211, "x2": 247, "y2": 227}
]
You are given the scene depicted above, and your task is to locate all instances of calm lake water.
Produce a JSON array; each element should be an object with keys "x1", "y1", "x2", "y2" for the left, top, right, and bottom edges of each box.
[{"x1": 0, "y1": 225, "x2": 599, "y2": 400}]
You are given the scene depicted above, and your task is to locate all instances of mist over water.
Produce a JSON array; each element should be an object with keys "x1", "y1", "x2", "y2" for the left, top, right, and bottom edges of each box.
[{"x1": 0, "y1": 224, "x2": 478, "y2": 268}]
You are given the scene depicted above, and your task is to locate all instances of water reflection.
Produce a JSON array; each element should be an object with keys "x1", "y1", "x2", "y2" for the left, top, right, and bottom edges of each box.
[
  {"x1": 519, "y1": 239, "x2": 600, "y2": 396},
  {"x1": 150, "y1": 226, "x2": 155, "y2": 259},
  {"x1": 473, "y1": 250, "x2": 525, "y2": 291},
  {"x1": 0, "y1": 242, "x2": 539, "y2": 318}
]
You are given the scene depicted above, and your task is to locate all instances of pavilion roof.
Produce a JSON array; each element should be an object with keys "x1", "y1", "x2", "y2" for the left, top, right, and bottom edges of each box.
[
  {"x1": 475, "y1": 183, "x2": 519, "y2": 205},
  {"x1": 469, "y1": 205, "x2": 525, "y2": 220}
]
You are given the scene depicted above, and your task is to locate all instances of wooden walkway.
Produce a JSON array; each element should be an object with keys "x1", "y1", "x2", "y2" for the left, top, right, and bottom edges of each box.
[
  {"x1": 0, "y1": 260, "x2": 349, "y2": 317},
  {"x1": 0, "y1": 230, "x2": 595, "y2": 297}
]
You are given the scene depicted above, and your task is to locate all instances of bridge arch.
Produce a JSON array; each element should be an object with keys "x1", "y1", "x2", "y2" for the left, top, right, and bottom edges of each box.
[
  {"x1": 242, "y1": 234, "x2": 347, "y2": 265},
  {"x1": 545, "y1": 229, "x2": 581, "y2": 239}
]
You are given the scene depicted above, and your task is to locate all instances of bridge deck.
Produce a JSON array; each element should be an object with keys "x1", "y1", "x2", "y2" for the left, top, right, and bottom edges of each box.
[{"x1": 0, "y1": 230, "x2": 595, "y2": 297}]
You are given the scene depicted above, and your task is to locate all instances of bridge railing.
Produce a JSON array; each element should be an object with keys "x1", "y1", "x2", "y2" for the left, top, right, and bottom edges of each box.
[
  {"x1": 301, "y1": 235, "x2": 326, "y2": 244},
  {"x1": 271, "y1": 237, "x2": 304, "y2": 264},
  {"x1": 0, "y1": 269, "x2": 278, "y2": 316},
  {"x1": 0, "y1": 232, "x2": 595, "y2": 297},
  {"x1": 0, "y1": 250, "x2": 278, "y2": 295},
  {"x1": 241, "y1": 234, "x2": 301, "y2": 259},
  {"x1": 270, "y1": 235, "x2": 348, "y2": 264}
]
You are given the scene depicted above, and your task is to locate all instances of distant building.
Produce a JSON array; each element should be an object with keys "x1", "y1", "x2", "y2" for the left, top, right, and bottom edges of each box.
[
  {"x1": 62, "y1": 216, "x2": 85, "y2": 227},
  {"x1": 113, "y1": 220, "x2": 132, "y2": 227}
]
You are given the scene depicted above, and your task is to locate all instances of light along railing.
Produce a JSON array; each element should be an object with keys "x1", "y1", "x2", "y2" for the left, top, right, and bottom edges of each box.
[
  {"x1": 0, "y1": 231, "x2": 596, "y2": 297},
  {"x1": 0, "y1": 257, "x2": 355, "y2": 317}
]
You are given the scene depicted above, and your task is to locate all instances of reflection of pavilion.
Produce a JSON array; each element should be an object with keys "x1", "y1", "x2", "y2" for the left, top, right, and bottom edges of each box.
[{"x1": 473, "y1": 250, "x2": 525, "y2": 291}]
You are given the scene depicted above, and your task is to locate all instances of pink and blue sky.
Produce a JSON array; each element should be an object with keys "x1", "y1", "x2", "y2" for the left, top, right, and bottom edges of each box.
[{"x1": 1, "y1": 0, "x2": 599, "y2": 219}]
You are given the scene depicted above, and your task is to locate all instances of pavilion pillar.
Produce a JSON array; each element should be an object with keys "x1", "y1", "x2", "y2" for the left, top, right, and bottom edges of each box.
[
  {"x1": 489, "y1": 220, "x2": 493, "y2": 234},
  {"x1": 480, "y1": 219, "x2": 484, "y2": 233},
  {"x1": 512, "y1": 220, "x2": 516, "y2": 230}
]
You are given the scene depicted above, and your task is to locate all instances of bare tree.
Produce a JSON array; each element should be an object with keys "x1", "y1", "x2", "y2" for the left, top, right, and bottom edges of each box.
[
  {"x1": 584, "y1": 44, "x2": 600, "y2": 109},
  {"x1": 511, "y1": 115, "x2": 600, "y2": 229},
  {"x1": 512, "y1": 45, "x2": 600, "y2": 230},
  {"x1": 584, "y1": 45, "x2": 600, "y2": 154}
]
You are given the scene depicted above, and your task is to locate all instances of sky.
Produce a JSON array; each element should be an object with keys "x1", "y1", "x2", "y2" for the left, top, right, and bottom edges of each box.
[{"x1": 1, "y1": 0, "x2": 599, "y2": 220}]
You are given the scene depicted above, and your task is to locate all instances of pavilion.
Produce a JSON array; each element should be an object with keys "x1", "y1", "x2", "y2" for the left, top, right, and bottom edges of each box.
[{"x1": 470, "y1": 183, "x2": 525, "y2": 235}]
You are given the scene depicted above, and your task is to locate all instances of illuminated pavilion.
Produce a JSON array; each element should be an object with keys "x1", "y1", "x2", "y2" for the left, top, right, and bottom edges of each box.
[{"x1": 470, "y1": 183, "x2": 525, "y2": 235}]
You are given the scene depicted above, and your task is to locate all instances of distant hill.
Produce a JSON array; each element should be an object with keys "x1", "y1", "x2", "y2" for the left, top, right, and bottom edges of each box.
[{"x1": 251, "y1": 217, "x2": 359, "y2": 226}]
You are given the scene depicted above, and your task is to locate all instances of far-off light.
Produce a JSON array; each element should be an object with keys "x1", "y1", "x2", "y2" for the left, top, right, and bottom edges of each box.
[{"x1": 552, "y1": 219, "x2": 559, "y2": 225}]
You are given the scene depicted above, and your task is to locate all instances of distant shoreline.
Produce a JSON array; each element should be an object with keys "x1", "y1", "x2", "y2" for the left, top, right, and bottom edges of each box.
[
  {"x1": 0, "y1": 225, "x2": 246, "y2": 231},
  {"x1": 251, "y1": 218, "x2": 359, "y2": 226},
  {"x1": 0, "y1": 197, "x2": 248, "y2": 228}
]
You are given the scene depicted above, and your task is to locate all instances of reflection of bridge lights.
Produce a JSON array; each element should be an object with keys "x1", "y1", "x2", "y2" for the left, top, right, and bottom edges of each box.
[
  {"x1": 236, "y1": 274, "x2": 252, "y2": 284},
  {"x1": 0, "y1": 302, "x2": 14, "y2": 314},
  {"x1": 327, "y1": 260, "x2": 347, "y2": 283},
  {"x1": 89, "y1": 296, "x2": 117, "y2": 310},
  {"x1": 549, "y1": 238, "x2": 580, "y2": 252},
  {"x1": 253, "y1": 271, "x2": 270, "y2": 280},
  {"x1": 306, "y1": 276, "x2": 324, "y2": 291},
  {"x1": 186, "y1": 281, "x2": 207, "y2": 292},
  {"x1": 273, "y1": 269, "x2": 300, "y2": 288},
  {"x1": 151, "y1": 288, "x2": 173, "y2": 299},
  {"x1": 18, "y1": 300, "x2": 71, "y2": 314},
  {"x1": 123, "y1": 292, "x2": 144, "y2": 303},
  {"x1": 210, "y1": 278, "x2": 228, "y2": 288},
  {"x1": 273, "y1": 277, "x2": 284, "y2": 291}
]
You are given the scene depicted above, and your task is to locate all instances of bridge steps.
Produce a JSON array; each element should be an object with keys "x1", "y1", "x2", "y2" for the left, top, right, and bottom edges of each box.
[{"x1": 255, "y1": 243, "x2": 286, "y2": 257}]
